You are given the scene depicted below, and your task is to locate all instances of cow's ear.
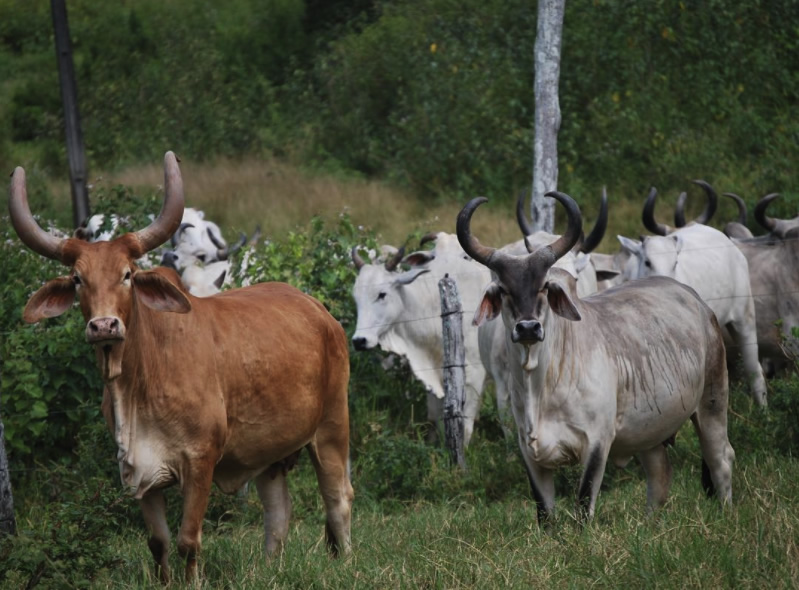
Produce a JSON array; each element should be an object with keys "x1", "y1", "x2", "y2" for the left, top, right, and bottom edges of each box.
[
  {"x1": 402, "y1": 251, "x2": 434, "y2": 266},
  {"x1": 473, "y1": 283, "x2": 503, "y2": 326},
  {"x1": 133, "y1": 270, "x2": 192, "y2": 313},
  {"x1": 617, "y1": 235, "x2": 642, "y2": 256},
  {"x1": 545, "y1": 280, "x2": 581, "y2": 321},
  {"x1": 595, "y1": 269, "x2": 620, "y2": 282},
  {"x1": 23, "y1": 277, "x2": 76, "y2": 323}
]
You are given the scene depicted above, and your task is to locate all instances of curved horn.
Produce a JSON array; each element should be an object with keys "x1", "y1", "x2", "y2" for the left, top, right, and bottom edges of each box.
[
  {"x1": 642, "y1": 187, "x2": 669, "y2": 236},
  {"x1": 171, "y1": 222, "x2": 195, "y2": 247},
  {"x1": 543, "y1": 191, "x2": 582, "y2": 261},
  {"x1": 691, "y1": 180, "x2": 718, "y2": 225},
  {"x1": 754, "y1": 193, "x2": 781, "y2": 233},
  {"x1": 579, "y1": 186, "x2": 608, "y2": 253},
  {"x1": 457, "y1": 197, "x2": 499, "y2": 268},
  {"x1": 133, "y1": 151, "x2": 185, "y2": 254},
  {"x1": 351, "y1": 246, "x2": 366, "y2": 270},
  {"x1": 723, "y1": 193, "x2": 748, "y2": 225},
  {"x1": 384, "y1": 245, "x2": 406, "y2": 272},
  {"x1": 215, "y1": 231, "x2": 247, "y2": 260},
  {"x1": 8, "y1": 166, "x2": 66, "y2": 261},
  {"x1": 419, "y1": 232, "x2": 439, "y2": 247},
  {"x1": 515, "y1": 189, "x2": 535, "y2": 236},
  {"x1": 674, "y1": 192, "x2": 688, "y2": 228}
]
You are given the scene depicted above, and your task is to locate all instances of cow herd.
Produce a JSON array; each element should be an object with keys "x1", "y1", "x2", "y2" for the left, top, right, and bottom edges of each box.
[{"x1": 7, "y1": 152, "x2": 798, "y2": 581}]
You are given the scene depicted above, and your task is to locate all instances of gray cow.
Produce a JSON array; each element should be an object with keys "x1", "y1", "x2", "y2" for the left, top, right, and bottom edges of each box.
[{"x1": 456, "y1": 191, "x2": 734, "y2": 522}]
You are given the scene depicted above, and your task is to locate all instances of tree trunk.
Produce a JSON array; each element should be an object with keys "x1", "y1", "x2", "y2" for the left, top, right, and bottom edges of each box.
[
  {"x1": 0, "y1": 418, "x2": 16, "y2": 537},
  {"x1": 531, "y1": 0, "x2": 565, "y2": 233}
]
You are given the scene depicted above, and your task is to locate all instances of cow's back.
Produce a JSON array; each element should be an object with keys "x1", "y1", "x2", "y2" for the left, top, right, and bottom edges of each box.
[{"x1": 583, "y1": 276, "x2": 727, "y2": 455}]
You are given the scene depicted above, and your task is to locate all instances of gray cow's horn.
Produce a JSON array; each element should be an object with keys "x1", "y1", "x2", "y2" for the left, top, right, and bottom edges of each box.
[
  {"x1": 642, "y1": 187, "x2": 670, "y2": 236},
  {"x1": 673, "y1": 180, "x2": 718, "y2": 228},
  {"x1": 754, "y1": 193, "x2": 782, "y2": 234},
  {"x1": 723, "y1": 192, "x2": 748, "y2": 225},
  {"x1": 578, "y1": 186, "x2": 608, "y2": 254}
]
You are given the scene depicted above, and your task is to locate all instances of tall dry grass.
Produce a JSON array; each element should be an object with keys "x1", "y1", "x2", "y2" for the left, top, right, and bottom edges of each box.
[{"x1": 93, "y1": 156, "x2": 523, "y2": 249}]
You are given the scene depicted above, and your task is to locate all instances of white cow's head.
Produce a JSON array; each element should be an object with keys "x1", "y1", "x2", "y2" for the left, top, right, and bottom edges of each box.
[
  {"x1": 350, "y1": 247, "x2": 430, "y2": 350},
  {"x1": 618, "y1": 234, "x2": 683, "y2": 280}
]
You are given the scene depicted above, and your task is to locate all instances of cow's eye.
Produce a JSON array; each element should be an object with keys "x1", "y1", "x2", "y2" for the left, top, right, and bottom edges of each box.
[
  {"x1": 72, "y1": 275, "x2": 82, "y2": 286},
  {"x1": 197, "y1": 254, "x2": 206, "y2": 263},
  {"x1": 644, "y1": 260, "x2": 652, "y2": 268},
  {"x1": 377, "y1": 292, "x2": 387, "y2": 301},
  {"x1": 124, "y1": 270, "x2": 131, "y2": 281}
]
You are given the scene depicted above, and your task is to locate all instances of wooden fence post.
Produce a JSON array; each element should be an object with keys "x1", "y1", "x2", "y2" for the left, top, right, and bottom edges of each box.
[
  {"x1": 51, "y1": 0, "x2": 90, "y2": 228},
  {"x1": 439, "y1": 274, "x2": 466, "y2": 469}
]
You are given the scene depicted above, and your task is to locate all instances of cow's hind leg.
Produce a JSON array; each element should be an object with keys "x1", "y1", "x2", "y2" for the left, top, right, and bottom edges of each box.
[
  {"x1": 637, "y1": 444, "x2": 673, "y2": 513},
  {"x1": 140, "y1": 489, "x2": 171, "y2": 584},
  {"x1": 692, "y1": 362, "x2": 735, "y2": 506},
  {"x1": 726, "y1": 317, "x2": 768, "y2": 406},
  {"x1": 255, "y1": 465, "x2": 292, "y2": 556},
  {"x1": 306, "y1": 432, "x2": 354, "y2": 557}
]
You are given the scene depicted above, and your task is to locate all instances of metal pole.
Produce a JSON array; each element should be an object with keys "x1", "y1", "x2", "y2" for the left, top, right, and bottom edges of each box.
[{"x1": 51, "y1": 0, "x2": 90, "y2": 228}]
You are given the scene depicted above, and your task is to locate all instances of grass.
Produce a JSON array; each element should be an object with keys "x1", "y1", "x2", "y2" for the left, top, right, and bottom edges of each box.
[{"x1": 14, "y1": 439, "x2": 796, "y2": 589}]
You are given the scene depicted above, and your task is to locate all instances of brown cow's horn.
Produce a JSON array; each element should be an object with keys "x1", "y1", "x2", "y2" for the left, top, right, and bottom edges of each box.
[
  {"x1": 384, "y1": 245, "x2": 405, "y2": 272},
  {"x1": 674, "y1": 192, "x2": 688, "y2": 228},
  {"x1": 642, "y1": 187, "x2": 669, "y2": 236},
  {"x1": 691, "y1": 180, "x2": 718, "y2": 225},
  {"x1": 544, "y1": 191, "x2": 582, "y2": 261},
  {"x1": 8, "y1": 166, "x2": 66, "y2": 261},
  {"x1": 754, "y1": 193, "x2": 780, "y2": 232},
  {"x1": 133, "y1": 151, "x2": 185, "y2": 254},
  {"x1": 457, "y1": 197, "x2": 502, "y2": 268},
  {"x1": 723, "y1": 193, "x2": 748, "y2": 225},
  {"x1": 516, "y1": 189, "x2": 535, "y2": 236},
  {"x1": 351, "y1": 246, "x2": 366, "y2": 270},
  {"x1": 579, "y1": 186, "x2": 608, "y2": 253}
]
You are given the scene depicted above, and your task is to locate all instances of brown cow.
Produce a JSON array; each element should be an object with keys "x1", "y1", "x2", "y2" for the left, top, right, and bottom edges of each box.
[{"x1": 8, "y1": 152, "x2": 353, "y2": 582}]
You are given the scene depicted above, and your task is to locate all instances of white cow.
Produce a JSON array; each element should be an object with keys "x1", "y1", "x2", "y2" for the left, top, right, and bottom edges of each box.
[
  {"x1": 457, "y1": 192, "x2": 734, "y2": 522},
  {"x1": 622, "y1": 188, "x2": 768, "y2": 406},
  {"x1": 351, "y1": 235, "x2": 491, "y2": 446}
]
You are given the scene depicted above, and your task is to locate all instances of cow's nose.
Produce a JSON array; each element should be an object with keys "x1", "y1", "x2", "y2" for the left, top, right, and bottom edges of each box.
[
  {"x1": 512, "y1": 320, "x2": 544, "y2": 344},
  {"x1": 352, "y1": 336, "x2": 369, "y2": 351},
  {"x1": 86, "y1": 317, "x2": 124, "y2": 343}
]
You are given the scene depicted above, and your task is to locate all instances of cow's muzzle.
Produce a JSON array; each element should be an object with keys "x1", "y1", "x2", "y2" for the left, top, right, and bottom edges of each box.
[
  {"x1": 512, "y1": 319, "x2": 544, "y2": 344},
  {"x1": 86, "y1": 316, "x2": 126, "y2": 344},
  {"x1": 352, "y1": 336, "x2": 370, "y2": 351}
]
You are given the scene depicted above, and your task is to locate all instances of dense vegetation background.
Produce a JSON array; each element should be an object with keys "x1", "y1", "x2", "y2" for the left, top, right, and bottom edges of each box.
[
  {"x1": 1, "y1": 0, "x2": 797, "y2": 214},
  {"x1": 1, "y1": 1, "x2": 799, "y2": 586}
]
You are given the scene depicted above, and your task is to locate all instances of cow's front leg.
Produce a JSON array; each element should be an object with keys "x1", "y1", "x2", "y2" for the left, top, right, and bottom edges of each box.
[
  {"x1": 576, "y1": 445, "x2": 609, "y2": 521},
  {"x1": 140, "y1": 489, "x2": 171, "y2": 583},
  {"x1": 177, "y1": 465, "x2": 215, "y2": 581},
  {"x1": 521, "y1": 454, "x2": 555, "y2": 526}
]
